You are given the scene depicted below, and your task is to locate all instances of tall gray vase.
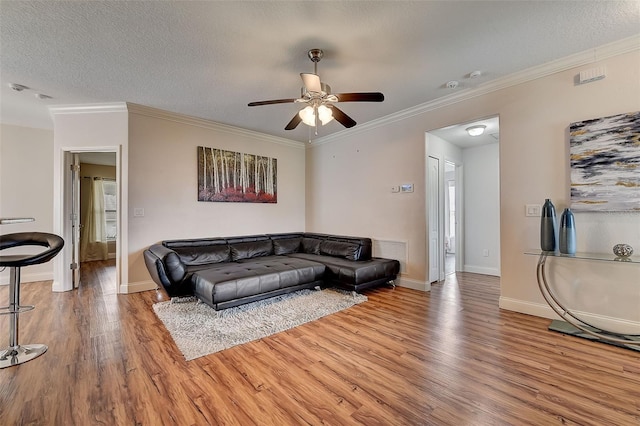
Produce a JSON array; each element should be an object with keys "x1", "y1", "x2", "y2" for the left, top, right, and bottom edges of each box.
[
  {"x1": 540, "y1": 199, "x2": 558, "y2": 252},
  {"x1": 559, "y1": 208, "x2": 576, "y2": 254}
]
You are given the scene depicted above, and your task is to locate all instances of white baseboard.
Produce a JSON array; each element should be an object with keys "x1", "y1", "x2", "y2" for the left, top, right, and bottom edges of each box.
[
  {"x1": 0, "y1": 271, "x2": 53, "y2": 286},
  {"x1": 397, "y1": 276, "x2": 430, "y2": 292},
  {"x1": 499, "y1": 297, "x2": 554, "y2": 319},
  {"x1": 119, "y1": 280, "x2": 158, "y2": 294},
  {"x1": 52, "y1": 279, "x2": 69, "y2": 292},
  {"x1": 464, "y1": 265, "x2": 500, "y2": 276},
  {"x1": 499, "y1": 297, "x2": 640, "y2": 334}
]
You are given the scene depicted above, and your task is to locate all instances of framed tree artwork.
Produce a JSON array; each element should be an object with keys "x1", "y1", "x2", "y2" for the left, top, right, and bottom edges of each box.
[{"x1": 198, "y1": 146, "x2": 277, "y2": 203}]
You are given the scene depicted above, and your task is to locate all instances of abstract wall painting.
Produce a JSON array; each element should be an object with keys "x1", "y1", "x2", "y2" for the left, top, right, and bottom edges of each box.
[
  {"x1": 198, "y1": 146, "x2": 277, "y2": 203},
  {"x1": 570, "y1": 111, "x2": 640, "y2": 212}
]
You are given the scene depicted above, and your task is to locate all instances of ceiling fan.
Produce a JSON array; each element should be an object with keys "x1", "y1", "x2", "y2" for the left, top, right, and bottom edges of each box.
[{"x1": 248, "y1": 49, "x2": 384, "y2": 133}]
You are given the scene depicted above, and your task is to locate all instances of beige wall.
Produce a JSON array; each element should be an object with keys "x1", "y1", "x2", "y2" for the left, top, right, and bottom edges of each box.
[
  {"x1": 307, "y1": 49, "x2": 640, "y2": 327},
  {"x1": 51, "y1": 104, "x2": 129, "y2": 292},
  {"x1": 306, "y1": 118, "x2": 428, "y2": 290},
  {"x1": 126, "y1": 108, "x2": 306, "y2": 286},
  {"x1": 80, "y1": 163, "x2": 116, "y2": 180},
  {"x1": 0, "y1": 124, "x2": 54, "y2": 284}
]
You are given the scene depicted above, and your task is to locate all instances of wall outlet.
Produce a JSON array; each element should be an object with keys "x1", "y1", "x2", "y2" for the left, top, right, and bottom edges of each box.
[
  {"x1": 133, "y1": 208, "x2": 145, "y2": 217},
  {"x1": 391, "y1": 186, "x2": 400, "y2": 193},
  {"x1": 525, "y1": 204, "x2": 541, "y2": 217}
]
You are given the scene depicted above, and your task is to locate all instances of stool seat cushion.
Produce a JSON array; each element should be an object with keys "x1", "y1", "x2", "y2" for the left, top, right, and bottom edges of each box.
[{"x1": 0, "y1": 232, "x2": 65, "y2": 267}]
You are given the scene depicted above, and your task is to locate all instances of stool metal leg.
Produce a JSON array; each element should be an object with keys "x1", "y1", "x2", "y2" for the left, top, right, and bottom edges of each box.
[{"x1": 0, "y1": 267, "x2": 47, "y2": 368}]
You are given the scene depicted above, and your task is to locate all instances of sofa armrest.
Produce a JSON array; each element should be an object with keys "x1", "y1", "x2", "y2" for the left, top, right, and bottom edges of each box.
[{"x1": 144, "y1": 244, "x2": 187, "y2": 290}]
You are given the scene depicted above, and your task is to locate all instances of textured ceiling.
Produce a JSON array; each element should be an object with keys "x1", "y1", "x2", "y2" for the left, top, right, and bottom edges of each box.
[{"x1": 1, "y1": 1, "x2": 639, "y2": 143}]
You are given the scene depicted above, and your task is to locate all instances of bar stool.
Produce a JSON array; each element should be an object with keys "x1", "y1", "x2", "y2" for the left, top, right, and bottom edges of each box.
[{"x1": 0, "y1": 232, "x2": 64, "y2": 368}]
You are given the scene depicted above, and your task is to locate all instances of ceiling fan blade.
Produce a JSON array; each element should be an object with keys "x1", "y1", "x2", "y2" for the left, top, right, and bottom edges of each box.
[
  {"x1": 248, "y1": 98, "x2": 297, "y2": 107},
  {"x1": 335, "y1": 92, "x2": 384, "y2": 102},
  {"x1": 284, "y1": 113, "x2": 302, "y2": 130},
  {"x1": 300, "y1": 73, "x2": 322, "y2": 93},
  {"x1": 329, "y1": 105, "x2": 356, "y2": 128}
]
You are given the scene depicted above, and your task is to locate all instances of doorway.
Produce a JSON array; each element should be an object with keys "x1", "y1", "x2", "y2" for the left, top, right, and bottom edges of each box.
[
  {"x1": 427, "y1": 115, "x2": 501, "y2": 283},
  {"x1": 56, "y1": 148, "x2": 121, "y2": 292},
  {"x1": 77, "y1": 152, "x2": 117, "y2": 286},
  {"x1": 444, "y1": 161, "x2": 456, "y2": 276}
]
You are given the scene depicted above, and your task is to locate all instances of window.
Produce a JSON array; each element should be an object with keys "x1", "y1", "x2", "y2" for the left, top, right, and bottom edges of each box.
[{"x1": 103, "y1": 180, "x2": 117, "y2": 240}]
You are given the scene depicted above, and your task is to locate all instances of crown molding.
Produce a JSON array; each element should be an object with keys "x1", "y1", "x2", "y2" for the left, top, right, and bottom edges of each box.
[
  {"x1": 49, "y1": 102, "x2": 128, "y2": 116},
  {"x1": 126, "y1": 103, "x2": 305, "y2": 150},
  {"x1": 311, "y1": 34, "x2": 640, "y2": 147}
]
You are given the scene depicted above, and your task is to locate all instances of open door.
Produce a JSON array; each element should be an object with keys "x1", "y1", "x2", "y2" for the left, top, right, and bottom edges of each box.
[{"x1": 70, "y1": 154, "x2": 81, "y2": 288}]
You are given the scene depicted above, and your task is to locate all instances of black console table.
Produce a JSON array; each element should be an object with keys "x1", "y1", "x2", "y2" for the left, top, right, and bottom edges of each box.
[{"x1": 526, "y1": 250, "x2": 640, "y2": 351}]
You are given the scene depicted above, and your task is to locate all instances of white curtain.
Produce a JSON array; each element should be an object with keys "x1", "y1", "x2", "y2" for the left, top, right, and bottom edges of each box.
[{"x1": 80, "y1": 179, "x2": 108, "y2": 261}]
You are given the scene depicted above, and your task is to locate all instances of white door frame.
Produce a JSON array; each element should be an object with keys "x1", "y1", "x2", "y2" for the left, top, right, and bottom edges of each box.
[
  {"x1": 454, "y1": 162, "x2": 464, "y2": 272},
  {"x1": 53, "y1": 146, "x2": 121, "y2": 292},
  {"x1": 427, "y1": 155, "x2": 442, "y2": 283}
]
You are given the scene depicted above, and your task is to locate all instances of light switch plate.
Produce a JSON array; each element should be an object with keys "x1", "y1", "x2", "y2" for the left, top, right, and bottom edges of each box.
[{"x1": 133, "y1": 208, "x2": 145, "y2": 217}]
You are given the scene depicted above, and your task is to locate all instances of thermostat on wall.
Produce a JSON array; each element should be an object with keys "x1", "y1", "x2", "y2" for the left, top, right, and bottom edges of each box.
[{"x1": 400, "y1": 184, "x2": 414, "y2": 193}]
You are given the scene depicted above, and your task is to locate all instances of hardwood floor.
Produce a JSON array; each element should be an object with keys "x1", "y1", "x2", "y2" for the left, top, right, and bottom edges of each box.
[{"x1": 1, "y1": 261, "x2": 638, "y2": 425}]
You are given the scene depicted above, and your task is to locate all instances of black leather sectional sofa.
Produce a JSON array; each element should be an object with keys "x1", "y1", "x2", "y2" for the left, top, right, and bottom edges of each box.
[{"x1": 144, "y1": 233, "x2": 400, "y2": 310}]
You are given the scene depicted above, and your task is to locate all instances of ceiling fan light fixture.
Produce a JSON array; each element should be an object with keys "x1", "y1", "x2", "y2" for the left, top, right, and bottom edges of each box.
[
  {"x1": 299, "y1": 104, "x2": 334, "y2": 127},
  {"x1": 299, "y1": 105, "x2": 316, "y2": 126},
  {"x1": 317, "y1": 105, "x2": 334, "y2": 125},
  {"x1": 466, "y1": 125, "x2": 486, "y2": 136}
]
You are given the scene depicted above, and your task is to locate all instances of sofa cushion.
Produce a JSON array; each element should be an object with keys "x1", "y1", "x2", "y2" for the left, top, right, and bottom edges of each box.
[
  {"x1": 230, "y1": 239, "x2": 273, "y2": 261},
  {"x1": 301, "y1": 237, "x2": 322, "y2": 254},
  {"x1": 173, "y1": 243, "x2": 231, "y2": 266},
  {"x1": 319, "y1": 240, "x2": 360, "y2": 261},
  {"x1": 273, "y1": 237, "x2": 302, "y2": 255}
]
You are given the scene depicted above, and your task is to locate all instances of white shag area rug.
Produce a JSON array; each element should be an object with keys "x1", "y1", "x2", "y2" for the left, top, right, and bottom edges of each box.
[{"x1": 153, "y1": 288, "x2": 367, "y2": 361}]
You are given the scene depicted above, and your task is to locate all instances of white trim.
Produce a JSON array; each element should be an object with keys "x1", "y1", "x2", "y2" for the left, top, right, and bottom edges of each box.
[
  {"x1": 49, "y1": 102, "x2": 128, "y2": 116},
  {"x1": 499, "y1": 297, "x2": 553, "y2": 319},
  {"x1": 311, "y1": 34, "x2": 640, "y2": 147},
  {"x1": 126, "y1": 103, "x2": 305, "y2": 150},
  {"x1": 0, "y1": 272, "x2": 53, "y2": 286},
  {"x1": 463, "y1": 265, "x2": 500, "y2": 276},
  {"x1": 499, "y1": 297, "x2": 640, "y2": 334},
  {"x1": 119, "y1": 280, "x2": 157, "y2": 294},
  {"x1": 397, "y1": 276, "x2": 430, "y2": 292}
]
